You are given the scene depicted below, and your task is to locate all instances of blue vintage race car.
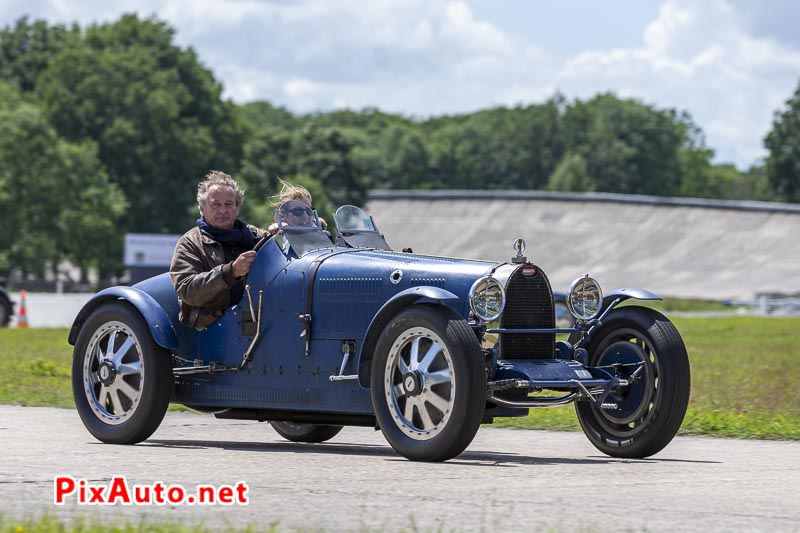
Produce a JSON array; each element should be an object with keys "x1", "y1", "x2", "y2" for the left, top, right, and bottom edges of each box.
[{"x1": 69, "y1": 205, "x2": 690, "y2": 462}]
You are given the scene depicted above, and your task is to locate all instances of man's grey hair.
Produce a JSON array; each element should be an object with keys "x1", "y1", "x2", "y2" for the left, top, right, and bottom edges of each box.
[{"x1": 197, "y1": 170, "x2": 245, "y2": 207}]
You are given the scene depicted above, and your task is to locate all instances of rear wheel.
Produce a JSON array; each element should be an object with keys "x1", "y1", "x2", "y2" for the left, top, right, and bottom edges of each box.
[
  {"x1": 371, "y1": 305, "x2": 485, "y2": 462},
  {"x1": 72, "y1": 302, "x2": 173, "y2": 444},
  {"x1": 573, "y1": 306, "x2": 690, "y2": 458},
  {"x1": 270, "y1": 421, "x2": 343, "y2": 443}
]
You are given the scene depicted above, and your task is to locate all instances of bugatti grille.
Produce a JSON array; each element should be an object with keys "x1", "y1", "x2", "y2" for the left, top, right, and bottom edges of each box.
[{"x1": 499, "y1": 265, "x2": 555, "y2": 359}]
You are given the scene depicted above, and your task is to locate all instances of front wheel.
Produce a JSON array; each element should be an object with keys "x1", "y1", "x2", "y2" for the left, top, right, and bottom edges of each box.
[
  {"x1": 573, "y1": 306, "x2": 690, "y2": 458},
  {"x1": 371, "y1": 305, "x2": 485, "y2": 462},
  {"x1": 270, "y1": 421, "x2": 343, "y2": 443},
  {"x1": 72, "y1": 302, "x2": 173, "y2": 444}
]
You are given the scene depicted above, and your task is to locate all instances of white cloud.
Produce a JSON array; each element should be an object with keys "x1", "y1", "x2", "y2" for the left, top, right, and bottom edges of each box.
[
  {"x1": 554, "y1": 0, "x2": 800, "y2": 167},
  {"x1": 643, "y1": 1, "x2": 697, "y2": 54},
  {"x1": 283, "y1": 78, "x2": 325, "y2": 112},
  {"x1": 152, "y1": 0, "x2": 554, "y2": 116}
]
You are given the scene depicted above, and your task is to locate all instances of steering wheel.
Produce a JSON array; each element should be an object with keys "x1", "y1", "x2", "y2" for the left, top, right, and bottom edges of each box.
[{"x1": 253, "y1": 233, "x2": 271, "y2": 253}]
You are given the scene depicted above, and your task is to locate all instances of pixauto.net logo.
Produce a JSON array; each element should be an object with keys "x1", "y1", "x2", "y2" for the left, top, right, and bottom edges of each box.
[{"x1": 54, "y1": 476, "x2": 249, "y2": 506}]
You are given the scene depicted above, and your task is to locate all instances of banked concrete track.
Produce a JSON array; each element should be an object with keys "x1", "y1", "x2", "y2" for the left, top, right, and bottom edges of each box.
[{"x1": 366, "y1": 190, "x2": 800, "y2": 300}]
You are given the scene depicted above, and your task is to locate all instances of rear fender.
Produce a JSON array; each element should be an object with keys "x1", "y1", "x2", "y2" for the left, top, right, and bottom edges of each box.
[
  {"x1": 67, "y1": 287, "x2": 177, "y2": 349},
  {"x1": 357, "y1": 286, "x2": 459, "y2": 387}
]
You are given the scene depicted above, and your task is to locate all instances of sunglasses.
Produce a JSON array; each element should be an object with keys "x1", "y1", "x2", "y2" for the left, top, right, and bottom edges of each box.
[{"x1": 283, "y1": 206, "x2": 313, "y2": 217}]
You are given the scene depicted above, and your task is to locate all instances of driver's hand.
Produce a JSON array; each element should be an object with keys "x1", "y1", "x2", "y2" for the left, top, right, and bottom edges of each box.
[
  {"x1": 267, "y1": 222, "x2": 279, "y2": 236},
  {"x1": 232, "y1": 250, "x2": 257, "y2": 278}
]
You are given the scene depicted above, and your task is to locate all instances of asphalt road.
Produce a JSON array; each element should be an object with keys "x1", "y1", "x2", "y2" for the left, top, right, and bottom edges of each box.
[{"x1": 1, "y1": 405, "x2": 798, "y2": 532}]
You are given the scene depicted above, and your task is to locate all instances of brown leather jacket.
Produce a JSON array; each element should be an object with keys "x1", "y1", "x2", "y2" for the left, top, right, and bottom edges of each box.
[{"x1": 170, "y1": 225, "x2": 264, "y2": 329}]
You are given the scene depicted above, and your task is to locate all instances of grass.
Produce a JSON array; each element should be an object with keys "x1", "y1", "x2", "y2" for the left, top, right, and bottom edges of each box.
[
  {"x1": 674, "y1": 315, "x2": 799, "y2": 439},
  {"x1": 620, "y1": 296, "x2": 733, "y2": 313},
  {"x1": 0, "y1": 329, "x2": 191, "y2": 412},
  {"x1": 1, "y1": 316, "x2": 798, "y2": 440},
  {"x1": 0, "y1": 329, "x2": 73, "y2": 408},
  {"x1": 0, "y1": 514, "x2": 282, "y2": 533},
  {"x1": 1, "y1": 514, "x2": 480, "y2": 533}
]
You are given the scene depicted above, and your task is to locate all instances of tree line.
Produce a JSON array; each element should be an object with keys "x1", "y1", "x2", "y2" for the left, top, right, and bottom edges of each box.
[{"x1": 1, "y1": 14, "x2": 798, "y2": 285}]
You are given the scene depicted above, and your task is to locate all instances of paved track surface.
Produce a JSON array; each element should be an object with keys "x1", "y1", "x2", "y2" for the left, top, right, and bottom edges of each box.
[{"x1": 2, "y1": 405, "x2": 798, "y2": 532}]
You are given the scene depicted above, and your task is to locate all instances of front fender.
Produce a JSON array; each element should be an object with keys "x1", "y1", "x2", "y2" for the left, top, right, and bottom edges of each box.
[
  {"x1": 68, "y1": 287, "x2": 178, "y2": 349},
  {"x1": 602, "y1": 288, "x2": 662, "y2": 312},
  {"x1": 357, "y1": 286, "x2": 459, "y2": 387}
]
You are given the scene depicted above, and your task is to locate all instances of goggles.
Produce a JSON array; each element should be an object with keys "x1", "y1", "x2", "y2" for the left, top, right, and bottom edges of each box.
[{"x1": 283, "y1": 206, "x2": 313, "y2": 217}]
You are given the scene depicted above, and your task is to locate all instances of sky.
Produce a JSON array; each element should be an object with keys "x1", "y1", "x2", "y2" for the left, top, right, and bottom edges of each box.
[{"x1": 2, "y1": 0, "x2": 800, "y2": 169}]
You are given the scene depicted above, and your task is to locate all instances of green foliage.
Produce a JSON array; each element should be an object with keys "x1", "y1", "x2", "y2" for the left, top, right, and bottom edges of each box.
[
  {"x1": 238, "y1": 101, "x2": 298, "y2": 134},
  {"x1": 0, "y1": 84, "x2": 60, "y2": 276},
  {"x1": 55, "y1": 140, "x2": 128, "y2": 278},
  {"x1": 0, "y1": 14, "x2": 247, "y2": 281},
  {"x1": 562, "y1": 93, "x2": 686, "y2": 195},
  {"x1": 32, "y1": 14, "x2": 244, "y2": 234},
  {"x1": 735, "y1": 164, "x2": 779, "y2": 202},
  {"x1": 290, "y1": 124, "x2": 367, "y2": 206},
  {"x1": 548, "y1": 152, "x2": 592, "y2": 192},
  {"x1": 353, "y1": 123, "x2": 431, "y2": 190},
  {"x1": 424, "y1": 101, "x2": 564, "y2": 190},
  {"x1": 0, "y1": 16, "x2": 80, "y2": 92},
  {"x1": 765, "y1": 79, "x2": 800, "y2": 203},
  {"x1": 678, "y1": 129, "x2": 777, "y2": 201},
  {"x1": 1, "y1": 13, "x2": 796, "y2": 284},
  {"x1": 0, "y1": 82, "x2": 125, "y2": 278},
  {"x1": 239, "y1": 114, "x2": 369, "y2": 211},
  {"x1": 681, "y1": 163, "x2": 740, "y2": 198}
]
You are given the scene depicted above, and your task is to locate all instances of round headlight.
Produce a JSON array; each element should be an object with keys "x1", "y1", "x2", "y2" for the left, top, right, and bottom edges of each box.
[
  {"x1": 567, "y1": 275, "x2": 603, "y2": 321},
  {"x1": 469, "y1": 276, "x2": 506, "y2": 322}
]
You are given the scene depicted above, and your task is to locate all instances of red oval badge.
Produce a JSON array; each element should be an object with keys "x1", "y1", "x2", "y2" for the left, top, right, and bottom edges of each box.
[{"x1": 522, "y1": 265, "x2": 537, "y2": 277}]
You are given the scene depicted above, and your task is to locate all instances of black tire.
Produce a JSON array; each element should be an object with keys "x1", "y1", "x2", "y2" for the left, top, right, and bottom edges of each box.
[
  {"x1": 270, "y1": 421, "x2": 343, "y2": 443},
  {"x1": 72, "y1": 302, "x2": 173, "y2": 444},
  {"x1": 0, "y1": 291, "x2": 12, "y2": 327},
  {"x1": 371, "y1": 304, "x2": 486, "y2": 462},
  {"x1": 573, "y1": 306, "x2": 690, "y2": 458}
]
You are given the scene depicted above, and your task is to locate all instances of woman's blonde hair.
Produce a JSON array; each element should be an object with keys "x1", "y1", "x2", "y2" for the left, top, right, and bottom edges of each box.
[
  {"x1": 269, "y1": 179, "x2": 312, "y2": 208},
  {"x1": 269, "y1": 179, "x2": 326, "y2": 228}
]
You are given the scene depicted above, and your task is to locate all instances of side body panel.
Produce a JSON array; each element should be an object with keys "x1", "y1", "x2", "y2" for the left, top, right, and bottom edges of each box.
[{"x1": 170, "y1": 244, "x2": 496, "y2": 415}]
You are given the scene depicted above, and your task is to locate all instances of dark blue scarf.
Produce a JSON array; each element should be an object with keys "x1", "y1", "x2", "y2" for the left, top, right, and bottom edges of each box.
[{"x1": 197, "y1": 218, "x2": 258, "y2": 249}]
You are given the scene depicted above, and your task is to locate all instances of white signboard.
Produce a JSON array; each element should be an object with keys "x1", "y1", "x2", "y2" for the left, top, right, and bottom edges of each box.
[{"x1": 124, "y1": 233, "x2": 181, "y2": 267}]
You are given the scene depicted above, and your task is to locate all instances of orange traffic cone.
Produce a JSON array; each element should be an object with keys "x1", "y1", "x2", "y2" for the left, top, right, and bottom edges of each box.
[{"x1": 16, "y1": 290, "x2": 28, "y2": 328}]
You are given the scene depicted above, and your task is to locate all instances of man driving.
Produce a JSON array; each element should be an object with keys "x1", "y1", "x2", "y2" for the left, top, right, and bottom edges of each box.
[{"x1": 170, "y1": 170, "x2": 265, "y2": 329}]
